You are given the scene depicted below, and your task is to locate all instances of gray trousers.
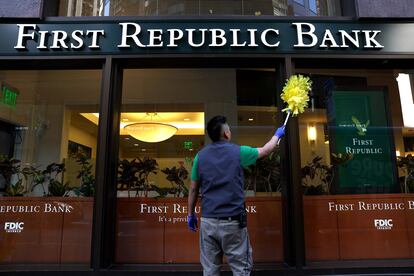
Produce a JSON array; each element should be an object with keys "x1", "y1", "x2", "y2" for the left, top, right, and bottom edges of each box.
[{"x1": 200, "y1": 217, "x2": 253, "y2": 276}]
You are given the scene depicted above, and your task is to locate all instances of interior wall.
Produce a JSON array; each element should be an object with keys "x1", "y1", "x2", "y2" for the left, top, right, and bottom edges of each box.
[
  {"x1": 299, "y1": 123, "x2": 330, "y2": 167},
  {"x1": 122, "y1": 69, "x2": 238, "y2": 146},
  {"x1": 0, "y1": 70, "x2": 101, "y2": 169}
]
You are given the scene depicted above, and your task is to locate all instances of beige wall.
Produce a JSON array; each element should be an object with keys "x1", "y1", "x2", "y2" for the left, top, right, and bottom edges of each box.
[{"x1": 0, "y1": 70, "x2": 100, "y2": 168}]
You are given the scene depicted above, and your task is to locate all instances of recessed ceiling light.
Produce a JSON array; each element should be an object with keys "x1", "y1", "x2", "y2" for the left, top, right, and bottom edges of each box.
[
  {"x1": 189, "y1": 148, "x2": 193, "y2": 151},
  {"x1": 134, "y1": 143, "x2": 139, "y2": 146},
  {"x1": 248, "y1": 118, "x2": 254, "y2": 121},
  {"x1": 184, "y1": 118, "x2": 190, "y2": 121},
  {"x1": 141, "y1": 148, "x2": 146, "y2": 152},
  {"x1": 125, "y1": 137, "x2": 130, "y2": 140}
]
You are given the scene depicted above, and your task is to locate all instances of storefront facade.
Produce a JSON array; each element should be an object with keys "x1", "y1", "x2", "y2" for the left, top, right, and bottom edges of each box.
[{"x1": 1, "y1": 1, "x2": 414, "y2": 275}]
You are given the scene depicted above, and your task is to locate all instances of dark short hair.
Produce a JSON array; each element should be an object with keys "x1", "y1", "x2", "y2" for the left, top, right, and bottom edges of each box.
[{"x1": 207, "y1": 115, "x2": 227, "y2": 142}]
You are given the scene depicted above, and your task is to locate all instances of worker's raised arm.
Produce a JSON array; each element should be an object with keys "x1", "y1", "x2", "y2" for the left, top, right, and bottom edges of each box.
[{"x1": 257, "y1": 126, "x2": 285, "y2": 159}]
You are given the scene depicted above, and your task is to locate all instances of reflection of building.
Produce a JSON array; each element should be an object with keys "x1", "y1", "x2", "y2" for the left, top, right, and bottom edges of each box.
[
  {"x1": 1, "y1": 0, "x2": 414, "y2": 275},
  {"x1": 58, "y1": 0, "x2": 341, "y2": 16},
  {"x1": 273, "y1": 0, "x2": 289, "y2": 15},
  {"x1": 290, "y1": 0, "x2": 341, "y2": 16}
]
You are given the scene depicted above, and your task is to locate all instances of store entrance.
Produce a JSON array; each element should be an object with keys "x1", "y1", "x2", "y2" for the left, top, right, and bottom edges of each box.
[{"x1": 106, "y1": 67, "x2": 286, "y2": 264}]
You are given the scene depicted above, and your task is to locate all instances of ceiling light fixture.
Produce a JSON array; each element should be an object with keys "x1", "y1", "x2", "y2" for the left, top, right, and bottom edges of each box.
[{"x1": 124, "y1": 112, "x2": 178, "y2": 143}]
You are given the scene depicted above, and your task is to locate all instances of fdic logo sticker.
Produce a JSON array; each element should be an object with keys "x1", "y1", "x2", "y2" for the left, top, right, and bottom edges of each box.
[
  {"x1": 4, "y1": 222, "x2": 24, "y2": 233},
  {"x1": 374, "y1": 219, "x2": 393, "y2": 230}
]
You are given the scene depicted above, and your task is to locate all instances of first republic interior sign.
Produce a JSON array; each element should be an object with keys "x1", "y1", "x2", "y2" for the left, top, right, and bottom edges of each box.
[{"x1": 1, "y1": 20, "x2": 414, "y2": 55}]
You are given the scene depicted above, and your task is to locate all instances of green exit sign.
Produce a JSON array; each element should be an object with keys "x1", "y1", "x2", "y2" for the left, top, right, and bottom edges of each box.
[
  {"x1": 183, "y1": 141, "x2": 193, "y2": 149},
  {"x1": 0, "y1": 82, "x2": 18, "y2": 109}
]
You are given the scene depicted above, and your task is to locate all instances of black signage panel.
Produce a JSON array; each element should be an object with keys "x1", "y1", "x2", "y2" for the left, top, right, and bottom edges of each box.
[{"x1": 0, "y1": 19, "x2": 413, "y2": 56}]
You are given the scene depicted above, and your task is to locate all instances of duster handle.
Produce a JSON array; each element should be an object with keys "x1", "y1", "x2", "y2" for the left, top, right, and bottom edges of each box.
[
  {"x1": 282, "y1": 110, "x2": 291, "y2": 126},
  {"x1": 277, "y1": 110, "x2": 291, "y2": 146}
]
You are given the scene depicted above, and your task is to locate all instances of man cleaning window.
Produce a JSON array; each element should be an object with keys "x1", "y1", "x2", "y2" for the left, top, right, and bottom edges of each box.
[{"x1": 187, "y1": 115, "x2": 285, "y2": 276}]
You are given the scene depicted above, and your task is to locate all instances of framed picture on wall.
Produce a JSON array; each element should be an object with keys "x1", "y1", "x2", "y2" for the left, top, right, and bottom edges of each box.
[
  {"x1": 68, "y1": 140, "x2": 92, "y2": 159},
  {"x1": 326, "y1": 87, "x2": 399, "y2": 194}
]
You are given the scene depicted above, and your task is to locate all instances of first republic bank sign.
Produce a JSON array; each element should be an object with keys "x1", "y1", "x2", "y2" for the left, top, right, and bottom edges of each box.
[{"x1": 1, "y1": 19, "x2": 414, "y2": 55}]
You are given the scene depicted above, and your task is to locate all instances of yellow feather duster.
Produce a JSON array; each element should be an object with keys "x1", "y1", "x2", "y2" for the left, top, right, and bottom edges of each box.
[{"x1": 280, "y1": 74, "x2": 312, "y2": 117}]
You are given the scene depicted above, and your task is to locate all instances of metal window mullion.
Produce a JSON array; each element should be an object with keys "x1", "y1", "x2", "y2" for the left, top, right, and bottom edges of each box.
[
  {"x1": 91, "y1": 56, "x2": 122, "y2": 269},
  {"x1": 278, "y1": 57, "x2": 306, "y2": 268}
]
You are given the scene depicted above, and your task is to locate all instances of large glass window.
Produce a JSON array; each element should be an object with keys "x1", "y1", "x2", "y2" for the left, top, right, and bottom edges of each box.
[
  {"x1": 58, "y1": 0, "x2": 342, "y2": 17},
  {"x1": 0, "y1": 70, "x2": 100, "y2": 264},
  {"x1": 113, "y1": 68, "x2": 284, "y2": 264},
  {"x1": 297, "y1": 68, "x2": 414, "y2": 262}
]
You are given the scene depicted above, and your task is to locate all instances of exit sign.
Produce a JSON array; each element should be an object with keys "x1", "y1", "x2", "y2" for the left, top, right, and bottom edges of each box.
[
  {"x1": 183, "y1": 141, "x2": 193, "y2": 149},
  {"x1": 0, "y1": 82, "x2": 18, "y2": 108}
]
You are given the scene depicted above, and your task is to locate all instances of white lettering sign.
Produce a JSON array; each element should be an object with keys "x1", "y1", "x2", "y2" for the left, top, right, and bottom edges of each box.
[
  {"x1": 374, "y1": 219, "x2": 393, "y2": 230},
  {"x1": 4, "y1": 222, "x2": 24, "y2": 233},
  {"x1": 0, "y1": 203, "x2": 73, "y2": 213},
  {"x1": 14, "y1": 24, "x2": 105, "y2": 50},
  {"x1": 13, "y1": 22, "x2": 384, "y2": 51}
]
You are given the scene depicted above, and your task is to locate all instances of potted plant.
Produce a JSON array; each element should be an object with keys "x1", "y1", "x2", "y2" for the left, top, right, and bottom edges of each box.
[
  {"x1": 397, "y1": 154, "x2": 414, "y2": 193},
  {"x1": 0, "y1": 156, "x2": 26, "y2": 196},
  {"x1": 73, "y1": 153, "x2": 95, "y2": 197},
  {"x1": 22, "y1": 165, "x2": 46, "y2": 196},
  {"x1": 117, "y1": 156, "x2": 158, "y2": 197},
  {"x1": 160, "y1": 161, "x2": 189, "y2": 197},
  {"x1": 117, "y1": 158, "x2": 141, "y2": 197},
  {"x1": 243, "y1": 152, "x2": 281, "y2": 196},
  {"x1": 44, "y1": 162, "x2": 71, "y2": 196},
  {"x1": 301, "y1": 153, "x2": 353, "y2": 195},
  {"x1": 137, "y1": 156, "x2": 158, "y2": 197}
]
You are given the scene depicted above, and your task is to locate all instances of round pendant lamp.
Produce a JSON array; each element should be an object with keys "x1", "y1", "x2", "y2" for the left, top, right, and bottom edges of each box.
[{"x1": 124, "y1": 122, "x2": 178, "y2": 143}]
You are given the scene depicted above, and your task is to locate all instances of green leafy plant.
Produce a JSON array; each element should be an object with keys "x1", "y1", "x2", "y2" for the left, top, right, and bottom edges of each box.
[
  {"x1": 161, "y1": 161, "x2": 189, "y2": 197},
  {"x1": 137, "y1": 156, "x2": 158, "y2": 197},
  {"x1": 44, "y1": 163, "x2": 70, "y2": 196},
  {"x1": 0, "y1": 156, "x2": 26, "y2": 196},
  {"x1": 244, "y1": 152, "x2": 281, "y2": 195},
  {"x1": 397, "y1": 154, "x2": 414, "y2": 193},
  {"x1": 22, "y1": 166, "x2": 46, "y2": 196},
  {"x1": 73, "y1": 153, "x2": 95, "y2": 197},
  {"x1": 117, "y1": 156, "x2": 158, "y2": 197},
  {"x1": 5, "y1": 178, "x2": 25, "y2": 196},
  {"x1": 117, "y1": 159, "x2": 141, "y2": 197},
  {"x1": 301, "y1": 153, "x2": 353, "y2": 195}
]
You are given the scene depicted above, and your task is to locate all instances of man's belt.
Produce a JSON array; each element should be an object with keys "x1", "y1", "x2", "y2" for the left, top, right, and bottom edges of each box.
[{"x1": 216, "y1": 215, "x2": 240, "y2": 221}]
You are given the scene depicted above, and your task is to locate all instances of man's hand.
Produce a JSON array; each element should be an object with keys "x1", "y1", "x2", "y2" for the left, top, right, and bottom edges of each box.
[
  {"x1": 274, "y1": 125, "x2": 285, "y2": 139},
  {"x1": 258, "y1": 125, "x2": 286, "y2": 158},
  {"x1": 188, "y1": 214, "x2": 198, "y2": 232}
]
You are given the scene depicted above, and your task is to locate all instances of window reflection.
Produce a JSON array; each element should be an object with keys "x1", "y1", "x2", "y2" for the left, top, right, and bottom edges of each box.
[
  {"x1": 0, "y1": 70, "x2": 100, "y2": 265},
  {"x1": 58, "y1": 0, "x2": 342, "y2": 16},
  {"x1": 114, "y1": 68, "x2": 284, "y2": 264},
  {"x1": 299, "y1": 69, "x2": 414, "y2": 263}
]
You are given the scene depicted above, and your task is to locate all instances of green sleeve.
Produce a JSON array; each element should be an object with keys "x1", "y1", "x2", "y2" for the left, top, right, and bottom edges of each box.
[
  {"x1": 240, "y1": 146, "x2": 259, "y2": 168},
  {"x1": 191, "y1": 154, "x2": 199, "y2": 182}
]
